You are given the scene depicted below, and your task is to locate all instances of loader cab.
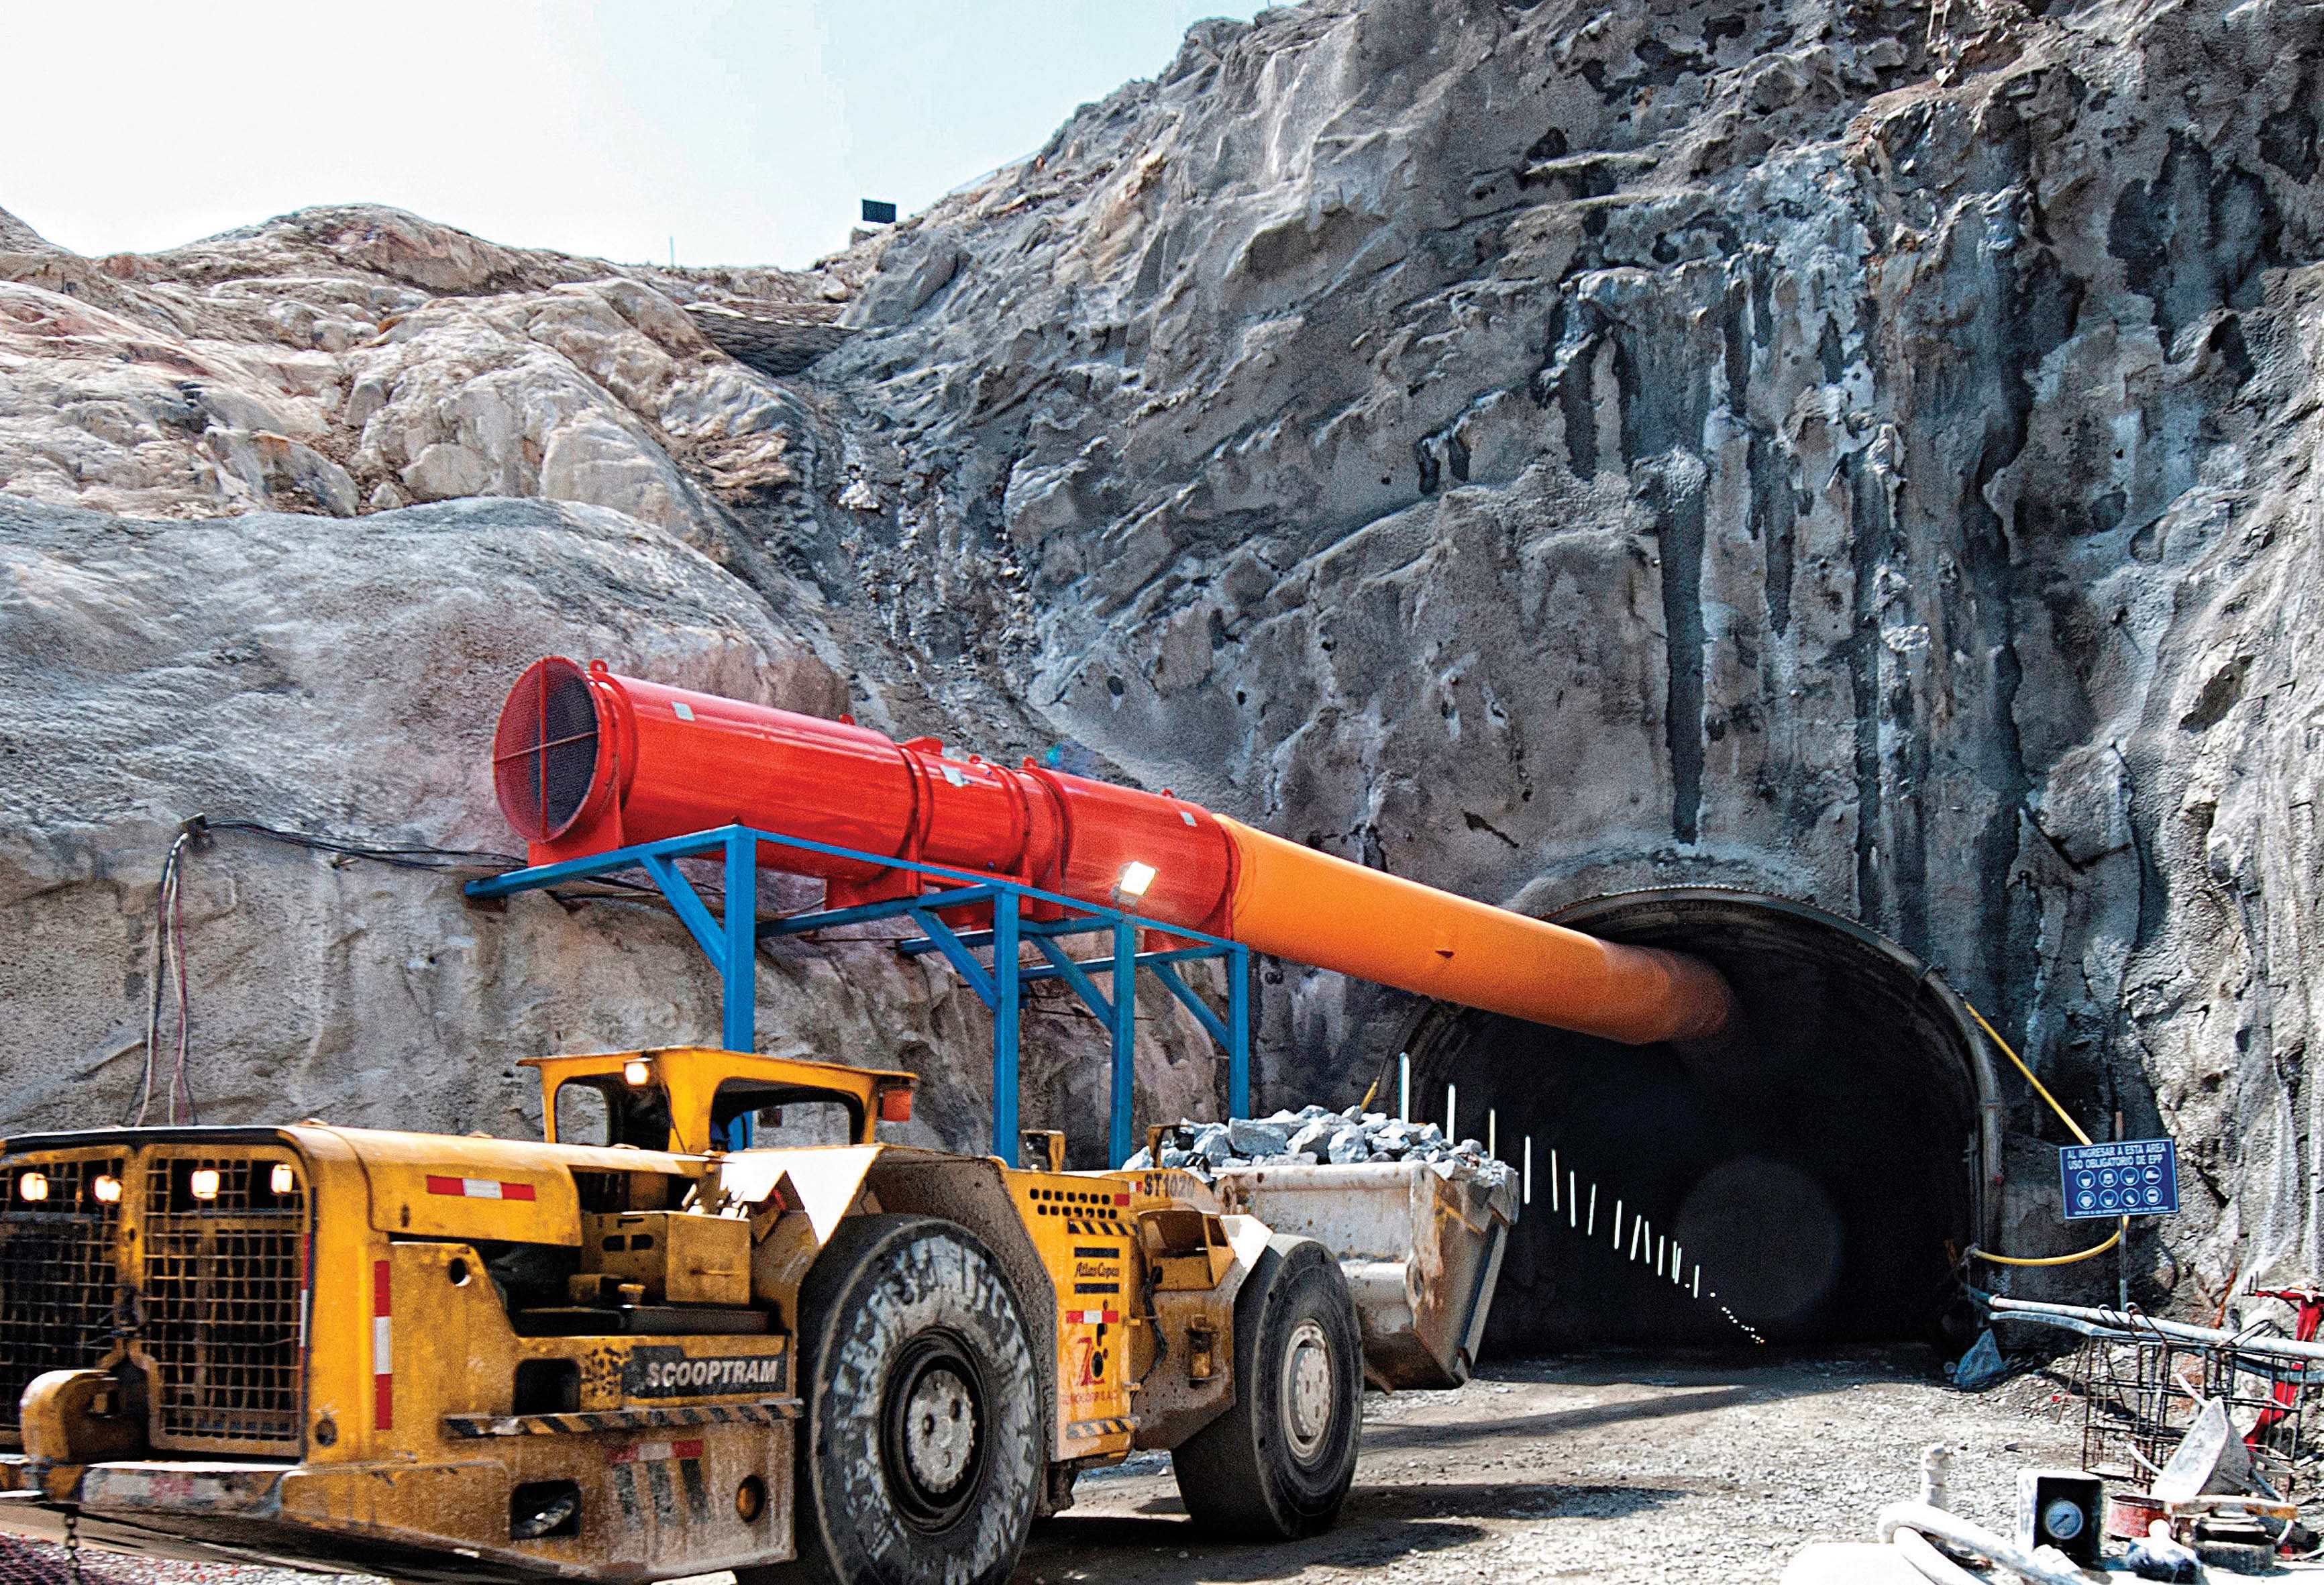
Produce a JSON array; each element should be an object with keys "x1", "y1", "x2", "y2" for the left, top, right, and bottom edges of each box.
[{"x1": 527, "y1": 1047, "x2": 917, "y2": 1154}]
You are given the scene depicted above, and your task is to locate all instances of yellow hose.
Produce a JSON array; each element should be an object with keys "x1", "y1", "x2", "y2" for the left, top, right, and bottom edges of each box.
[
  {"x1": 1973, "y1": 1227, "x2": 2123, "y2": 1267},
  {"x1": 1959, "y1": 996, "x2": 2127, "y2": 1269}
]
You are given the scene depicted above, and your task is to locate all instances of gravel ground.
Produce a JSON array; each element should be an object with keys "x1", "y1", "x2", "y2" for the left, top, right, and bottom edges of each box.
[
  {"x1": 3, "y1": 1348, "x2": 2287, "y2": 1584},
  {"x1": 1022, "y1": 1346, "x2": 2092, "y2": 1584},
  {"x1": 0, "y1": 1541, "x2": 374, "y2": 1585}
]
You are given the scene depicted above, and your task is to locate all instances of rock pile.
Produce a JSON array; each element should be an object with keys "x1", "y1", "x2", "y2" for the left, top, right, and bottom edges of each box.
[{"x1": 1126, "y1": 1105, "x2": 1516, "y2": 1190}]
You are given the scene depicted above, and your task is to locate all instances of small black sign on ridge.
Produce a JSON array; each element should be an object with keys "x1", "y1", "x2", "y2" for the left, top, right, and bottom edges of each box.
[{"x1": 860, "y1": 199, "x2": 898, "y2": 225}]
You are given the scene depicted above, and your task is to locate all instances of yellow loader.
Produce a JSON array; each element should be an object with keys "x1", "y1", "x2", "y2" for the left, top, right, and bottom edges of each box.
[{"x1": 0, "y1": 1047, "x2": 1513, "y2": 1584}]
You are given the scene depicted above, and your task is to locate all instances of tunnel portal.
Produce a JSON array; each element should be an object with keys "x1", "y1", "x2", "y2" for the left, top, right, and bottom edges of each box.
[{"x1": 1404, "y1": 890, "x2": 1994, "y2": 1352}]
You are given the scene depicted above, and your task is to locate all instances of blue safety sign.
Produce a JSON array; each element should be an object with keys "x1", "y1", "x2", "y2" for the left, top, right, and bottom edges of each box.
[{"x1": 2060, "y1": 1139, "x2": 2178, "y2": 1219}]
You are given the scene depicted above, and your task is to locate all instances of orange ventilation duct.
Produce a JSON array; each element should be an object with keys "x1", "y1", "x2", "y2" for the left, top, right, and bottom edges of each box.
[{"x1": 492, "y1": 658, "x2": 1735, "y2": 1046}]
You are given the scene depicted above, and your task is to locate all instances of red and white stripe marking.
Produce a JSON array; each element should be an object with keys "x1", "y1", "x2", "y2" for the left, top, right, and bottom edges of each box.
[
  {"x1": 424, "y1": 1175, "x2": 537, "y2": 1200},
  {"x1": 607, "y1": 1438, "x2": 704, "y2": 1465},
  {"x1": 372, "y1": 1259, "x2": 392, "y2": 1431},
  {"x1": 1064, "y1": 1309, "x2": 1120, "y2": 1325}
]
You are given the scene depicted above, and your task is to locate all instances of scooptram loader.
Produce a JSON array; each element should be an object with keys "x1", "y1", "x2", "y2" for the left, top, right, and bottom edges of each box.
[{"x1": 0, "y1": 1047, "x2": 1514, "y2": 1584}]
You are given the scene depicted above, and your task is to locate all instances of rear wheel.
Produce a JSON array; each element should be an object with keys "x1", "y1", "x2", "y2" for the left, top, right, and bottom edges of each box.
[
  {"x1": 1172, "y1": 1234, "x2": 1363, "y2": 1539},
  {"x1": 760, "y1": 1214, "x2": 1041, "y2": 1585}
]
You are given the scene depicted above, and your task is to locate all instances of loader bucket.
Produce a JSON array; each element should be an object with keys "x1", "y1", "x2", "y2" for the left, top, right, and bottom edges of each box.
[{"x1": 1212, "y1": 1161, "x2": 1518, "y2": 1389}]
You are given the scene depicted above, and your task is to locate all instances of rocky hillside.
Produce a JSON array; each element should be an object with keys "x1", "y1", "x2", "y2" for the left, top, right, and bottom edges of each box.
[{"x1": 5, "y1": 0, "x2": 2323, "y2": 1293}]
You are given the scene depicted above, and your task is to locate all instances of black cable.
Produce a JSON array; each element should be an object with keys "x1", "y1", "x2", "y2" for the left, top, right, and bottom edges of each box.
[
  {"x1": 195, "y1": 816, "x2": 668, "y2": 900},
  {"x1": 201, "y1": 816, "x2": 526, "y2": 874},
  {"x1": 129, "y1": 829, "x2": 197, "y2": 1127}
]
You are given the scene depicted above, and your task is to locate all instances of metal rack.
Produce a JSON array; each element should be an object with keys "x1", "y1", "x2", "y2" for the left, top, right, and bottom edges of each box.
[
  {"x1": 2067, "y1": 1330, "x2": 2311, "y2": 1482},
  {"x1": 464, "y1": 823, "x2": 1251, "y2": 1166},
  {"x1": 1990, "y1": 1294, "x2": 2321, "y2": 1489}
]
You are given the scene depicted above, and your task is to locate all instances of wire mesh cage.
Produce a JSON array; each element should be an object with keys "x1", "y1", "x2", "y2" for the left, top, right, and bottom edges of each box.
[{"x1": 2068, "y1": 1326, "x2": 2318, "y2": 1490}]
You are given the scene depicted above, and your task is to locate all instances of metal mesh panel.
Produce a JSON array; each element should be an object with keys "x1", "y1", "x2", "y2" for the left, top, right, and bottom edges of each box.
[
  {"x1": 0, "y1": 1156, "x2": 123, "y2": 1431},
  {"x1": 143, "y1": 1156, "x2": 305, "y2": 1451},
  {"x1": 492, "y1": 656, "x2": 600, "y2": 841}
]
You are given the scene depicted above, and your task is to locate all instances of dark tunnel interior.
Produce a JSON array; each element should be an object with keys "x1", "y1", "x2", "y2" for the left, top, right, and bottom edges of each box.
[{"x1": 1404, "y1": 891, "x2": 1988, "y2": 1355}]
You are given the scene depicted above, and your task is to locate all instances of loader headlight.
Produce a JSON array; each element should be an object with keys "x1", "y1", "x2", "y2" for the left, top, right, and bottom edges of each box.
[
  {"x1": 189, "y1": 1168, "x2": 220, "y2": 1201},
  {"x1": 91, "y1": 1175, "x2": 121, "y2": 1205},
  {"x1": 15, "y1": 1172, "x2": 47, "y2": 1203},
  {"x1": 623, "y1": 1058, "x2": 653, "y2": 1087},
  {"x1": 270, "y1": 1163, "x2": 296, "y2": 1195}
]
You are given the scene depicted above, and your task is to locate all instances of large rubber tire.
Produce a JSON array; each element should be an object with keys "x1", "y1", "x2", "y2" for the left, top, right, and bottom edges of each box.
[
  {"x1": 1171, "y1": 1234, "x2": 1363, "y2": 1539},
  {"x1": 768, "y1": 1215, "x2": 1041, "y2": 1585}
]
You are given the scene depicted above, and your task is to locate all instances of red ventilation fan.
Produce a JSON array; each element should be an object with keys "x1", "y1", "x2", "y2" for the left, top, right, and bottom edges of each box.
[{"x1": 492, "y1": 657, "x2": 604, "y2": 843}]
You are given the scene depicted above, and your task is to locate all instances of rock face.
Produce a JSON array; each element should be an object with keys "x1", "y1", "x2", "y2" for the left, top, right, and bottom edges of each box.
[
  {"x1": 4, "y1": 1, "x2": 2324, "y2": 1303},
  {"x1": 0, "y1": 496, "x2": 1221, "y2": 1149},
  {"x1": 794, "y1": 0, "x2": 2324, "y2": 1301}
]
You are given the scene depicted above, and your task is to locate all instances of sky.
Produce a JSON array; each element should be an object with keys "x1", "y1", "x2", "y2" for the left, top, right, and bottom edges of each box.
[{"x1": 1, "y1": 1, "x2": 1261, "y2": 269}]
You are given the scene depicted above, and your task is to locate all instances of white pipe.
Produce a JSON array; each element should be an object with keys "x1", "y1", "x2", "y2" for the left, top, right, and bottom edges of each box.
[
  {"x1": 1987, "y1": 1294, "x2": 2324, "y2": 1364},
  {"x1": 1522, "y1": 1135, "x2": 1532, "y2": 1204},
  {"x1": 1445, "y1": 1082, "x2": 1457, "y2": 1142},
  {"x1": 1890, "y1": 1527, "x2": 1985, "y2": 1585},
  {"x1": 1398, "y1": 1054, "x2": 1410, "y2": 1122},
  {"x1": 1875, "y1": 1503, "x2": 2087, "y2": 1585}
]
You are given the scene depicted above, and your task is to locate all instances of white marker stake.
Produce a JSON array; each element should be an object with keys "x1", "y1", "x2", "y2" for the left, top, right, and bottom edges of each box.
[
  {"x1": 1612, "y1": 1200, "x2": 1624, "y2": 1249},
  {"x1": 1487, "y1": 1109, "x2": 1497, "y2": 1160},
  {"x1": 1446, "y1": 1083, "x2": 1457, "y2": 1143},
  {"x1": 1692, "y1": 1266, "x2": 1701, "y2": 1299},
  {"x1": 1671, "y1": 1243, "x2": 1684, "y2": 1285},
  {"x1": 1657, "y1": 1234, "x2": 1667, "y2": 1277},
  {"x1": 1548, "y1": 1150, "x2": 1559, "y2": 1213},
  {"x1": 1586, "y1": 1184, "x2": 1597, "y2": 1237},
  {"x1": 1523, "y1": 1137, "x2": 1533, "y2": 1205},
  {"x1": 1630, "y1": 1217, "x2": 1644, "y2": 1261},
  {"x1": 1398, "y1": 1054, "x2": 1410, "y2": 1123},
  {"x1": 1567, "y1": 1171, "x2": 1578, "y2": 1229}
]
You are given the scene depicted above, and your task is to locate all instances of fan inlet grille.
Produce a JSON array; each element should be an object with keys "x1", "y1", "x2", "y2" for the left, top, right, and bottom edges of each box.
[{"x1": 494, "y1": 658, "x2": 601, "y2": 842}]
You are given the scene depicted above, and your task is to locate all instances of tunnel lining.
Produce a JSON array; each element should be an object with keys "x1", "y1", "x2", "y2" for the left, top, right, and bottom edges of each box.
[{"x1": 1404, "y1": 888, "x2": 1999, "y2": 1349}]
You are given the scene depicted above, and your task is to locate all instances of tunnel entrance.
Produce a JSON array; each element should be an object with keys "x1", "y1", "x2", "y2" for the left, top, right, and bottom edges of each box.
[{"x1": 1404, "y1": 890, "x2": 1995, "y2": 1353}]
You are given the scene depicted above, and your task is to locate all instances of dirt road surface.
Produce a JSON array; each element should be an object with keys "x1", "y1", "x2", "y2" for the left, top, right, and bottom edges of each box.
[
  {"x1": 0, "y1": 1349, "x2": 2072, "y2": 1585},
  {"x1": 1021, "y1": 1347, "x2": 2076, "y2": 1584}
]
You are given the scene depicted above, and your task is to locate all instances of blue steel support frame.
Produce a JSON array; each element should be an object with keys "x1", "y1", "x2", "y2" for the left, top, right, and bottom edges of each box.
[{"x1": 464, "y1": 823, "x2": 1251, "y2": 1166}]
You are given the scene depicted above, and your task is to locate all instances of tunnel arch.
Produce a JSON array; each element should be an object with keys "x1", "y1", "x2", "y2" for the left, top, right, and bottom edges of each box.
[{"x1": 1402, "y1": 888, "x2": 2000, "y2": 1352}]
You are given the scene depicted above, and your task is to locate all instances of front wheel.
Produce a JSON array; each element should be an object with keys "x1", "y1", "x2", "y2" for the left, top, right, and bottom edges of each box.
[
  {"x1": 1171, "y1": 1234, "x2": 1363, "y2": 1539},
  {"x1": 769, "y1": 1214, "x2": 1041, "y2": 1585}
]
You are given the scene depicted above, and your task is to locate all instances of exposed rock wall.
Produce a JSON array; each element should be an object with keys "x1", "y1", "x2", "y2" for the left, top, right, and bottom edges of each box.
[
  {"x1": 5, "y1": 0, "x2": 2324, "y2": 1302},
  {"x1": 0, "y1": 497, "x2": 1221, "y2": 1152},
  {"x1": 791, "y1": 0, "x2": 2324, "y2": 1298}
]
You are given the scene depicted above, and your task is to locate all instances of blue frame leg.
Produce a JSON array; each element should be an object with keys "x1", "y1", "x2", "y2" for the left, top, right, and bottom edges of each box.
[
  {"x1": 1110, "y1": 920, "x2": 1137, "y2": 1167},
  {"x1": 1229, "y1": 945, "x2": 1251, "y2": 1120},
  {"x1": 993, "y1": 890, "x2": 1020, "y2": 1166},
  {"x1": 723, "y1": 831, "x2": 759, "y2": 1147},
  {"x1": 722, "y1": 831, "x2": 759, "y2": 1054}
]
